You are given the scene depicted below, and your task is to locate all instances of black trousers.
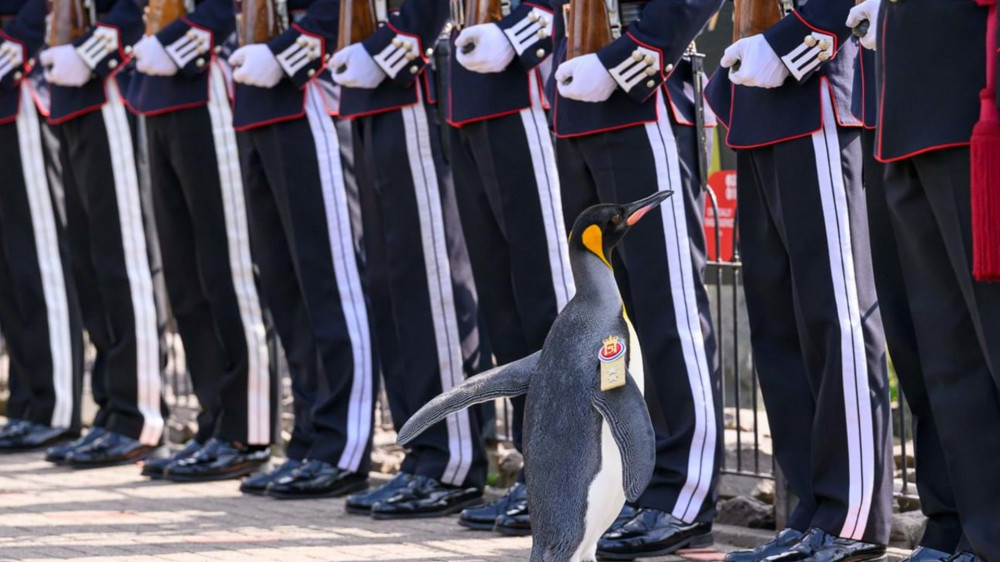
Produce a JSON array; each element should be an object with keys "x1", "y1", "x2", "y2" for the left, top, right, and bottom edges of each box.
[
  {"x1": 736, "y1": 90, "x2": 892, "y2": 544},
  {"x1": 147, "y1": 65, "x2": 272, "y2": 445},
  {"x1": 57, "y1": 81, "x2": 167, "y2": 445},
  {"x1": 0, "y1": 84, "x2": 82, "y2": 430},
  {"x1": 353, "y1": 92, "x2": 488, "y2": 488},
  {"x1": 240, "y1": 82, "x2": 375, "y2": 471},
  {"x1": 555, "y1": 91, "x2": 721, "y2": 524},
  {"x1": 448, "y1": 74, "x2": 574, "y2": 455},
  {"x1": 862, "y1": 131, "x2": 963, "y2": 553},
  {"x1": 883, "y1": 145, "x2": 1000, "y2": 558}
]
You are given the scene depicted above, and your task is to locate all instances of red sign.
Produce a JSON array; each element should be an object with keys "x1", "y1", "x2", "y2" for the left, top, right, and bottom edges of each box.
[{"x1": 704, "y1": 170, "x2": 737, "y2": 262}]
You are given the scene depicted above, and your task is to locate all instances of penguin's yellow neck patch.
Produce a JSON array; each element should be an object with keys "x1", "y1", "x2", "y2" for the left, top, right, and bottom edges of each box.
[{"x1": 581, "y1": 224, "x2": 612, "y2": 269}]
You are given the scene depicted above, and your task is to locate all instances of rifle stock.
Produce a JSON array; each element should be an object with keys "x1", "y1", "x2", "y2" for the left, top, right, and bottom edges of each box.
[
  {"x1": 237, "y1": 0, "x2": 284, "y2": 45},
  {"x1": 145, "y1": 0, "x2": 187, "y2": 35},
  {"x1": 564, "y1": 0, "x2": 612, "y2": 60},
  {"x1": 46, "y1": 0, "x2": 92, "y2": 46},
  {"x1": 464, "y1": 0, "x2": 502, "y2": 27},
  {"x1": 337, "y1": 0, "x2": 377, "y2": 51},
  {"x1": 731, "y1": 0, "x2": 782, "y2": 41}
]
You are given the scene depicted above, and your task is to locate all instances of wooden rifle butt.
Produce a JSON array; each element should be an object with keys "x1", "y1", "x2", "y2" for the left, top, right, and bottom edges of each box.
[
  {"x1": 564, "y1": 0, "x2": 612, "y2": 60},
  {"x1": 731, "y1": 0, "x2": 782, "y2": 41},
  {"x1": 463, "y1": 0, "x2": 502, "y2": 28},
  {"x1": 337, "y1": 0, "x2": 377, "y2": 51},
  {"x1": 237, "y1": 0, "x2": 284, "y2": 45},
  {"x1": 46, "y1": 0, "x2": 92, "y2": 46},
  {"x1": 145, "y1": 0, "x2": 187, "y2": 36}
]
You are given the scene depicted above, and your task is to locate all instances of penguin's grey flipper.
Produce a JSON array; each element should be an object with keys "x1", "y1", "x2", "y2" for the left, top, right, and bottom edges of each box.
[
  {"x1": 396, "y1": 351, "x2": 540, "y2": 446},
  {"x1": 591, "y1": 376, "x2": 656, "y2": 502}
]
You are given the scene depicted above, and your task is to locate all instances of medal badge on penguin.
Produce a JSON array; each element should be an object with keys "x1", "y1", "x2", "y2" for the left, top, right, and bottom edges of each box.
[{"x1": 398, "y1": 190, "x2": 673, "y2": 562}]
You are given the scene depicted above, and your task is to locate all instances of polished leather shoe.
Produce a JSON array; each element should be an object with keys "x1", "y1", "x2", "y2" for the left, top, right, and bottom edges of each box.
[
  {"x1": 901, "y1": 547, "x2": 953, "y2": 562},
  {"x1": 597, "y1": 508, "x2": 713, "y2": 559},
  {"x1": 165, "y1": 438, "x2": 269, "y2": 482},
  {"x1": 46, "y1": 427, "x2": 106, "y2": 464},
  {"x1": 944, "y1": 553, "x2": 984, "y2": 562},
  {"x1": 141, "y1": 440, "x2": 203, "y2": 479},
  {"x1": 494, "y1": 506, "x2": 531, "y2": 536},
  {"x1": 65, "y1": 431, "x2": 158, "y2": 468},
  {"x1": 265, "y1": 459, "x2": 368, "y2": 499},
  {"x1": 0, "y1": 422, "x2": 78, "y2": 453},
  {"x1": 459, "y1": 482, "x2": 528, "y2": 531},
  {"x1": 0, "y1": 419, "x2": 25, "y2": 438},
  {"x1": 766, "y1": 528, "x2": 886, "y2": 562},
  {"x1": 346, "y1": 472, "x2": 414, "y2": 514},
  {"x1": 725, "y1": 528, "x2": 804, "y2": 562},
  {"x1": 605, "y1": 504, "x2": 640, "y2": 535},
  {"x1": 241, "y1": 459, "x2": 303, "y2": 495},
  {"x1": 371, "y1": 475, "x2": 484, "y2": 520}
]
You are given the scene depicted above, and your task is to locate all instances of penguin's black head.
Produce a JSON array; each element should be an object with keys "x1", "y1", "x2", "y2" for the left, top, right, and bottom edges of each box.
[{"x1": 568, "y1": 190, "x2": 674, "y2": 268}]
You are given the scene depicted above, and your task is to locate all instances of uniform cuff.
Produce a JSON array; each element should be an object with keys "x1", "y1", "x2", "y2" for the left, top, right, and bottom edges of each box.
[
  {"x1": 763, "y1": 12, "x2": 837, "y2": 83},
  {"x1": 268, "y1": 25, "x2": 327, "y2": 89},
  {"x1": 363, "y1": 24, "x2": 426, "y2": 87},
  {"x1": 158, "y1": 19, "x2": 214, "y2": 77},
  {"x1": 0, "y1": 39, "x2": 26, "y2": 88},
  {"x1": 497, "y1": 3, "x2": 553, "y2": 70},
  {"x1": 597, "y1": 32, "x2": 672, "y2": 103},
  {"x1": 75, "y1": 24, "x2": 126, "y2": 78}
]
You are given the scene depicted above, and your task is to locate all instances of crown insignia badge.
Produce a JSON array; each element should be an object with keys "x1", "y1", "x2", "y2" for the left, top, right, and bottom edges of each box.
[{"x1": 599, "y1": 336, "x2": 626, "y2": 362}]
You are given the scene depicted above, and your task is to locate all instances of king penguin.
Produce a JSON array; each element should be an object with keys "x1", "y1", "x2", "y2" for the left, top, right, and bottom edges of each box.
[{"x1": 397, "y1": 190, "x2": 673, "y2": 562}]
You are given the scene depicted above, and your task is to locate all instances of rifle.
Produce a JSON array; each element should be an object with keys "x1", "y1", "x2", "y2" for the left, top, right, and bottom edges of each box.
[
  {"x1": 731, "y1": 0, "x2": 782, "y2": 42},
  {"x1": 564, "y1": 0, "x2": 615, "y2": 60},
  {"x1": 145, "y1": 0, "x2": 188, "y2": 35},
  {"x1": 46, "y1": 0, "x2": 94, "y2": 46},
  {"x1": 337, "y1": 0, "x2": 378, "y2": 51},
  {"x1": 236, "y1": 0, "x2": 286, "y2": 46}
]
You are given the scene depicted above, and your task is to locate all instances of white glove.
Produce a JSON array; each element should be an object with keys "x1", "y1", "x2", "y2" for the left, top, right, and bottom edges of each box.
[
  {"x1": 331, "y1": 43, "x2": 386, "y2": 89},
  {"x1": 555, "y1": 53, "x2": 616, "y2": 103},
  {"x1": 0, "y1": 41, "x2": 25, "y2": 82},
  {"x1": 720, "y1": 34, "x2": 789, "y2": 89},
  {"x1": 455, "y1": 24, "x2": 515, "y2": 74},
  {"x1": 40, "y1": 45, "x2": 92, "y2": 87},
  {"x1": 847, "y1": 0, "x2": 880, "y2": 51},
  {"x1": 134, "y1": 36, "x2": 178, "y2": 76},
  {"x1": 230, "y1": 44, "x2": 284, "y2": 88}
]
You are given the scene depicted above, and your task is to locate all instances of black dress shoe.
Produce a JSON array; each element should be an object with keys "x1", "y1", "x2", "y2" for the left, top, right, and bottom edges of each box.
[
  {"x1": 141, "y1": 440, "x2": 203, "y2": 479},
  {"x1": 0, "y1": 422, "x2": 78, "y2": 453},
  {"x1": 725, "y1": 528, "x2": 805, "y2": 562},
  {"x1": 46, "y1": 427, "x2": 106, "y2": 464},
  {"x1": 605, "y1": 504, "x2": 640, "y2": 535},
  {"x1": 944, "y1": 553, "x2": 984, "y2": 562},
  {"x1": 164, "y1": 438, "x2": 270, "y2": 482},
  {"x1": 241, "y1": 459, "x2": 303, "y2": 495},
  {"x1": 371, "y1": 475, "x2": 484, "y2": 520},
  {"x1": 265, "y1": 459, "x2": 368, "y2": 499},
  {"x1": 766, "y1": 528, "x2": 886, "y2": 562},
  {"x1": 458, "y1": 482, "x2": 528, "y2": 531},
  {"x1": 0, "y1": 419, "x2": 26, "y2": 438},
  {"x1": 902, "y1": 547, "x2": 953, "y2": 562},
  {"x1": 65, "y1": 431, "x2": 158, "y2": 468},
  {"x1": 493, "y1": 501, "x2": 531, "y2": 537},
  {"x1": 346, "y1": 472, "x2": 414, "y2": 515},
  {"x1": 596, "y1": 508, "x2": 713, "y2": 559}
]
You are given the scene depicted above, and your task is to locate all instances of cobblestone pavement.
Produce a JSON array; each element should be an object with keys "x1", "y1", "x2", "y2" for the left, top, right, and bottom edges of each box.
[{"x1": 0, "y1": 451, "x2": 739, "y2": 562}]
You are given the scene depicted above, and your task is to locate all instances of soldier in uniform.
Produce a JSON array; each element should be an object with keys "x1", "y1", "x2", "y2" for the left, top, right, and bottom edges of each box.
[
  {"x1": 0, "y1": 0, "x2": 83, "y2": 452},
  {"x1": 39, "y1": 0, "x2": 168, "y2": 467},
  {"x1": 224, "y1": 0, "x2": 377, "y2": 498},
  {"x1": 849, "y1": 0, "x2": 1000, "y2": 559},
  {"x1": 331, "y1": 0, "x2": 491, "y2": 519},
  {"x1": 844, "y1": 10, "x2": 964, "y2": 561},
  {"x1": 123, "y1": 0, "x2": 274, "y2": 481},
  {"x1": 420, "y1": 0, "x2": 576, "y2": 535},
  {"x1": 541, "y1": 0, "x2": 723, "y2": 556},
  {"x1": 705, "y1": 1, "x2": 894, "y2": 560}
]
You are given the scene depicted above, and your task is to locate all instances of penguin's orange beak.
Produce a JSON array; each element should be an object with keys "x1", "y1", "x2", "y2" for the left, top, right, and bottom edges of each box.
[{"x1": 625, "y1": 190, "x2": 673, "y2": 226}]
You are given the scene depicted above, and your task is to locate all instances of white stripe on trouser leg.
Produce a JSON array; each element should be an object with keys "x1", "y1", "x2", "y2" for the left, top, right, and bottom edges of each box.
[
  {"x1": 101, "y1": 80, "x2": 163, "y2": 446},
  {"x1": 812, "y1": 84, "x2": 874, "y2": 541},
  {"x1": 16, "y1": 83, "x2": 73, "y2": 429},
  {"x1": 644, "y1": 91, "x2": 717, "y2": 523},
  {"x1": 518, "y1": 70, "x2": 575, "y2": 310},
  {"x1": 206, "y1": 63, "x2": 271, "y2": 445},
  {"x1": 401, "y1": 91, "x2": 473, "y2": 486},
  {"x1": 304, "y1": 83, "x2": 374, "y2": 472}
]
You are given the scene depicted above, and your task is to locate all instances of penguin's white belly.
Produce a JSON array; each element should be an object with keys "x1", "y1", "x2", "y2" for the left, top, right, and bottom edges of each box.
[{"x1": 571, "y1": 419, "x2": 626, "y2": 562}]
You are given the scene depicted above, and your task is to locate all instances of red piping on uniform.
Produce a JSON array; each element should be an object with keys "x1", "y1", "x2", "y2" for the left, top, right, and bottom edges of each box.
[
  {"x1": 447, "y1": 69, "x2": 533, "y2": 127},
  {"x1": 233, "y1": 83, "x2": 307, "y2": 131},
  {"x1": 552, "y1": 88, "x2": 659, "y2": 138},
  {"x1": 722, "y1": 78, "x2": 832, "y2": 149}
]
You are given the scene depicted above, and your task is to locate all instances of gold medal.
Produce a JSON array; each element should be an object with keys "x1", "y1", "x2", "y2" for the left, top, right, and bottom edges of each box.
[{"x1": 598, "y1": 336, "x2": 627, "y2": 391}]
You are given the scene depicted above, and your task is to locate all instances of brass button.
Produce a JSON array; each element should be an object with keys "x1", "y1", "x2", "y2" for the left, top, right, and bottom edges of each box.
[
  {"x1": 643, "y1": 54, "x2": 653, "y2": 65},
  {"x1": 324, "y1": 53, "x2": 331, "y2": 61},
  {"x1": 392, "y1": 38, "x2": 403, "y2": 47},
  {"x1": 817, "y1": 51, "x2": 831, "y2": 61},
  {"x1": 644, "y1": 66, "x2": 656, "y2": 75},
  {"x1": 818, "y1": 39, "x2": 830, "y2": 51},
  {"x1": 537, "y1": 29, "x2": 548, "y2": 39},
  {"x1": 405, "y1": 52, "x2": 416, "y2": 60},
  {"x1": 536, "y1": 48, "x2": 545, "y2": 58},
  {"x1": 426, "y1": 47, "x2": 434, "y2": 56},
  {"x1": 186, "y1": 30, "x2": 197, "y2": 39},
  {"x1": 13, "y1": 71, "x2": 22, "y2": 81},
  {"x1": 645, "y1": 79, "x2": 655, "y2": 88},
  {"x1": 107, "y1": 58, "x2": 118, "y2": 69},
  {"x1": 804, "y1": 35, "x2": 817, "y2": 47},
  {"x1": 195, "y1": 58, "x2": 205, "y2": 67},
  {"x1": 297, "y1": 37, "x2": 308, "y2": 47},
  {"x1": 214, "y1": 45, "x2": 222, "y2": 54},
  {"x1": 124, "y1": 45, "x2": 132, "y2": 55},
  {"x1": 528, "y1": 12, "x2": 539, "y2": 21},
  {"x1": 307, "y1": 68, "x2": 316, "y2": 77},
  {"x1": 409, "y1": 65, "x2": 419, "y2": 74},
  {"x1": 631, "y1": 49, "x2": 642, "y2": 61}
]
